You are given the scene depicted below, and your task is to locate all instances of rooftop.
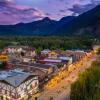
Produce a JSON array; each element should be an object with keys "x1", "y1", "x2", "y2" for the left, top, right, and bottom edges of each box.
[
  {"x1": 15, "y1": 63, "x2": 55, "y2": 70},
  {"x1": 0, "y1": 69, "x2": 36, "y2": 87}
]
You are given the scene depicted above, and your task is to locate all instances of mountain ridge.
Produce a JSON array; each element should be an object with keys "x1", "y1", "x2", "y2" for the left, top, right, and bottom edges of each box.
[
  {"x1": 55, "y1": 5, "x2": 100, "y2": 36},
  {"x1": 0, "y1": 5, "x2": 100, "y2": 36},
  {"x1": 0, "y1": 16, "x2": 75, "y2": 36}
]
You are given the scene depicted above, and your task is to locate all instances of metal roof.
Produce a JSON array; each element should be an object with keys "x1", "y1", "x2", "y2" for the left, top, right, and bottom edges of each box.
[
  {"x1": 15, "y1": 63, "x2": 54, "y2": 70},
  {"x1": 0, "y1": 69, "x2": 36, "y2": 87}
]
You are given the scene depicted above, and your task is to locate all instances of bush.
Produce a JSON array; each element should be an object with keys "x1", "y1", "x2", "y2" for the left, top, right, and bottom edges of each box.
[{"x1": 70, "y1": 61, "x2": 100, "y2": 100}]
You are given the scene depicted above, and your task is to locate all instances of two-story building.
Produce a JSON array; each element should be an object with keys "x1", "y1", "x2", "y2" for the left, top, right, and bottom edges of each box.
[{"x1": 0, "y1": 69, "x2": 39, "y2": 100}]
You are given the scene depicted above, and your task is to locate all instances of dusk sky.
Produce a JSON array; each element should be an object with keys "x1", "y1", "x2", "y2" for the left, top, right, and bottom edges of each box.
[{"x1": 0, "y1": 0, "x2": 100, "y2": 25}]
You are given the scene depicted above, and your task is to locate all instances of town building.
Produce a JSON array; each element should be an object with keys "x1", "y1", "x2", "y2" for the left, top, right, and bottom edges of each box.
[
  {"x1": 65, "y1": 50, "x2": 87, "y2": 62},
  {"x1": 48, "y1": 51, "x2": 58, "y2": 58},
  {"x1": 4, "y1": 46, "x2": 36, "y2": 57},
  {"x1": 0, "y1": 69, "x2": 39, "y2": 100},
  {"x1": 14, "y1": 63, "x2": 58, "y2": 81},
  {"x1": 93, "y1": 45, "x2": 100, "y2": 53},
  {"x1": 41, "y1": 49, "x2": 51, "y2": 55}
]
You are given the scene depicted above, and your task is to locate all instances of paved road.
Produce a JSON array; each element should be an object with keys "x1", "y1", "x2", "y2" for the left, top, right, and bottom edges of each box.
[
  {"x1": 32, "y1": 55, "x2": 98, "y2": 100},
  {"x1": 54, "y1": 87, "x2": 70, "y2": 100},
  {"x1": 54, "y1": 55, "x2": 98, "y2": 100}
]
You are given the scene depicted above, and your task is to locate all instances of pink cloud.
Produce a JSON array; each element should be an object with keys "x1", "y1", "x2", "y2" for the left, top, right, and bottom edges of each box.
[{"x1": 0, "y1": 1, "x2": 45, "y2": 25}]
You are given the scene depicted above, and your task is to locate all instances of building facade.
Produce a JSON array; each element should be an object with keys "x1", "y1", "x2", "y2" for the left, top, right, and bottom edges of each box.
[{"x1": 0, "y1": 69, "x2": 39, "y2": 100}]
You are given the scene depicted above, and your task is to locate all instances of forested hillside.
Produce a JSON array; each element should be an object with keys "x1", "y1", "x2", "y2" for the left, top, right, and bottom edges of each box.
[{"x1": 70, "y1": 61, "x2": 100, "y2": 100}]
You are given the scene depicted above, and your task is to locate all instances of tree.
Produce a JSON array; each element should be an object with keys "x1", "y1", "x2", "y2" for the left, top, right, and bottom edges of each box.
[{"x1": 70, "y1": 61, "x2": 100, "y2": 100}]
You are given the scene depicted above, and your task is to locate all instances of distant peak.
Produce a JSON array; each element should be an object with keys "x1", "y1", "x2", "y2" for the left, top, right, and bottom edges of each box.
[
  {"x1": 60, "y1": 16, "x2": 75, "y2": 21},
  {"x1": 43, "y1": 17, "x2": 51, "y2": 21},
  {"x1": 94, "y1": 5, "x2": 100, "y2": 9},
  {"x1": 96, "y1": 5, "x2": 100, "y2": 8}
]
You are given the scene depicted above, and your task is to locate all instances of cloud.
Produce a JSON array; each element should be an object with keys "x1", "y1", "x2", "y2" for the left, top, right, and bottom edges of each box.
[
  {"x1": 0, "y1": 0, "x2": 13, "y2": 4},
  {"x1": 59, "y1": 9, "x2": 66, "y2": 13},
  {"x1": 0, "y1": 0, "x2": 100, "y2": 24},
  {"x1": 0, "y1": 0, "x2": 45, "y2": 25},
  {"x1": 69, "y1": 4, "x2": 92, "y2": 14},
  {"x1": 68, "y1": 0, "x2": 100, "y2": 15}
]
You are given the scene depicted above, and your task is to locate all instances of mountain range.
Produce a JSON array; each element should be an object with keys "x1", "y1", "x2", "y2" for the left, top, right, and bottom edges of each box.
[
  {"x1": 55, "y1": 5, "x2": 100, "y2": 36},
  {"x1": 0, "y1": 5, "x2": 100, "y2": 36}
]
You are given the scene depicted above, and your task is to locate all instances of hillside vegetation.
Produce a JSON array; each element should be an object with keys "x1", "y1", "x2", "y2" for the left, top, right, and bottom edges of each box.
[
  {"x1": 0, "y1": 36, "x2": 93, "y2": 51},
  {"x1": 70, "y1": 61, "x2": 100, "y2": 100}
]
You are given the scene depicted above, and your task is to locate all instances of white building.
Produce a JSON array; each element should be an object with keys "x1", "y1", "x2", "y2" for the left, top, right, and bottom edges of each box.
[
  {"x1": 41, "y1": 49, "x2": 51, "y2": 55},
  {"x1": 59, "y1": 56, "x2": 73, "y2": 64},
  {"x1": 6, "y1": 46, "x2": 36, "y2": 57},
  {"x1": 0, "y1": 69, "x2": 39, "y2": 100}
]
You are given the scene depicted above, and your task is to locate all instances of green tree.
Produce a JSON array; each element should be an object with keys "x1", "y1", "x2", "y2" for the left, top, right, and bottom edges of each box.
[{"x1": 70, "y1": 61, "x2": 100, "y2": 100}]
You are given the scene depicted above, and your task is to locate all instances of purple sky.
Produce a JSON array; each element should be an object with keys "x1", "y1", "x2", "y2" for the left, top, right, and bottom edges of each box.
[{"x1": 0, "y1": 0, "x2": 100, "y2": 25}]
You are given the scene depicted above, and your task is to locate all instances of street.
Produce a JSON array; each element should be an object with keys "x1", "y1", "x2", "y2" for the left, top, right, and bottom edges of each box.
[{"x1": 31, "y1": 55, "x2": 98, "y2": 100}]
